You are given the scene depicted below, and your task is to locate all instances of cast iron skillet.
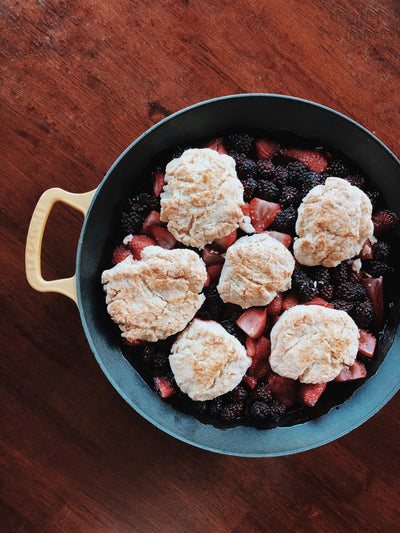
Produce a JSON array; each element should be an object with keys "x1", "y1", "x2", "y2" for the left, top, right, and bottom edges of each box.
[{"x1": 26, "y1": 94, "x2": 400, "y2": 456}]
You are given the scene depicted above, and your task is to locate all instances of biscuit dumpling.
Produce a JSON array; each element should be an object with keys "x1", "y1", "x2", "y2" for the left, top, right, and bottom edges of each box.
[
  {"x1": 217, "y1": 233, "x2": 295, "y2": 308},
  {"x1": 269, "y1": 305, "x2": 360, "y2": 384},
  {"x1": 294, "y1": 177, "x2": 373, "y2": 267},
  {"x1": 101, "y1": 247, "x2": 207, "y2": 343},
  {"x1": 160, "y1": 148, "x2": 254, "y2": 249},
  {"x1": 169, "y1": 319, "x2": 251, "y2": 401}
]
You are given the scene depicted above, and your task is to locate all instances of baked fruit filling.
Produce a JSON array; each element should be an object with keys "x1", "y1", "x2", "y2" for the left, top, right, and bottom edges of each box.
[{"x1": 101, "y1": 131, "x2": 399, "y2": 429}]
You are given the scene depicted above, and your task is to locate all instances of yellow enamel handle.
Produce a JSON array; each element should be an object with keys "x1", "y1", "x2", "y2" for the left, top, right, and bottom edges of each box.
[{"x1": 25, "y1": 187, "x2": 97, "y2": 304}]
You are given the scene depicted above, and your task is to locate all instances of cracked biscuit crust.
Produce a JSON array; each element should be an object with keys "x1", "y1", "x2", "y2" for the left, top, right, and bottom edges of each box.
[
  {"x1": 101, "y1": 247, "x2": 207, "y2": 343},
  {"x1": 217, "y1": 233, "x2": 295, "y2": 308},
  {"x1": 169, "y1": 319, "x2": 251, "y2": 401},
  {"x1": 270, "y1": 305, "x2": 359, "y2": 384},
  {"x1": 160, "y1": 148, "x2": 253, "y2": 249},
  {"x1": 294, "y1": 177, "x2": 373, "y2": 267}
]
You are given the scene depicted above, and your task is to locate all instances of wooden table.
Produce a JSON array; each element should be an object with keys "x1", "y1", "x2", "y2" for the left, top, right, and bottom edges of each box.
[{"x1": 1, "y1": 1, "x2": 399, "y2": 531}]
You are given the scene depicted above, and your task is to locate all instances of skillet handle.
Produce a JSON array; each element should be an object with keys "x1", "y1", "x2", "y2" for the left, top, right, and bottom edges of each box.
[{"x1": 25, "y1": 187, "x2": 96, "y2": 304}]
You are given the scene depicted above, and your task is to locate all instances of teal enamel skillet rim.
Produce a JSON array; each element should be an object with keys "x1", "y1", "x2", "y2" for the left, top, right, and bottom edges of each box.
[{"x1": 76, "y1": 94, "x2": 400, "y2": 456}]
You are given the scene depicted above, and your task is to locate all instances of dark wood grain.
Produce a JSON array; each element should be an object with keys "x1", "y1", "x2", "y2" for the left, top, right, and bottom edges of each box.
[{"x1": 1, "y1": 0, "x2": 399, "y2": 531}]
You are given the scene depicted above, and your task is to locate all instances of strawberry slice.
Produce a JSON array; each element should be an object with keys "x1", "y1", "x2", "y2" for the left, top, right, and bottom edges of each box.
[
  {"x1": 334, "y1": 361, "x2": 367, "y2": 382},
  {"x1": 141, "y1": 210, "x2": 162, "y2": 235},
  {"x1": 267, "y1": 373, "x2": 298, "y2": 407},
  {"x1": 152, "y1": 170, "x2": 166, "y2": 197},
  {"x1": 362, "y1": 277, "x2": 384, "y2": 328},
  {"x1": 213, "y1": 229, "x2": 237, "y2": 251},
  {"x1": 206, "y1": 264, "x2": 223, "y2": 284},
  {"x1": 149, "y1": 226, "x2": 177, "y2": 249},
  {"x1": 154, "y1": 376, "x2": 176, "y2": 398},
  {"x1": 236, "y1": 307, "x2": 267, "y2": 338},
  {"x1": 299, "y1": 383, "x2": 327, "y2": 407},
  {"x1": 202, "y1": 245, "x2": 225, "y2": 266},
  {"x1": 358, "y1": 329, "x2": 377, "y2": 358},
  {"x1": 304, "y1": 297, "x2": 334, "y2": 308},
  {"x1": 264, "y1": 230, "x2": 292, "y2": 248},
  {"x1": 123, "y1": 338, "x2": 145, "y2": 346},
  {"x1": 281, "y1": 147, "x2": 328, "y2": 173},
  {"x1": 266, "y1": 294, "x2": 283, "y2": 315},
  {"x1": 205, "y1": 138, "x2": 228, "y2": 154},
  {"x1": 245, "y1": 336, "x2": 257, "y2": 357},
  {"x1": 241, "y1": 203, "x2": 250, "y2": 217},
  {"x1": 242, "y1": 375, "x2": 258, "y2": 389},
  {"x1": 124, "y1": 235, "x2": 156, "y2": 259},
  {"x1": 256, "y1": 138, "x2": 280, "y2": 160},
  {"x1": 249, "y1": 198, "x2": 281, "y2": 233},
  {"x1": 112, "y1": 244, "x2": 132, "y2": 265},
  {"x1": 282, "y1": 292, "x2": 299, "y2": 311},
  {"x1": 248, "y1": 337, "x2": 271, "y2": 379}
]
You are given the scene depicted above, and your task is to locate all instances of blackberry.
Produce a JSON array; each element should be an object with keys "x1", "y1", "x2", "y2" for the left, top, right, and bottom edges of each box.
[
  {"x1": 229, "y1": 385, "x2": 248, "y2": 402},
  {"x1": 372, "y1": 241, "x2": 391, "y2": 260},
  {"x1": 292, "y1": 269, "x2": 317, "y2": 302},
  {"x1": 336, "y1": 281, "x2": 367, "y2": 302},
  {"x1": 319, "y1": 283, "x2": 335, "y2": 300},
  {"x1": 242, "y1": 177, "x2": 258, "y2": 202},
  {"x1": 257, "y1": 159, "x2": 275, "y2": 180},
  {"x1": 299, "y1": 172, "x2": 323, "y2": 195},
  {"x1": 333, "y1": 300, "x2": 354, "y2": 313},
  {"x1": 270, "y1": 207, "x2": 297, "y2": 233},
  {"x1": 363, "y1": 260, "x2": 394, "y2": 278},
  {"x1": 313, "y1": 266, "x2": 331, "y2": 285},
  {"x1": 203, "y1": 285, "x2": 224, "y2": 320},
  {"x1": 150, "y1": 353, "x2": 171, "y2": 374},
  {"x1": 268, "y1": 400, "x2": 288, "y2": 422},
  {"x1": 128, "y1": 192, "x2": 153, "y2": 211},
  {"x1": 171, "y1": 145, "x2": 190, "y2": 159},
  {"x1": 220, "y1": 319, "x2": 245, "y2": 343},
  {"x1": 233, "y1": 153, "x2": 258, "y2": 180},
  {"x1": 286, "y1": 161, "x2": 309, "y2": 185},
  {"x1": 344, "y1": 175, "x2": 366, "y2": 190},
  {"x1": 219, "y1": 401, "x2": 244, "y2": 421},
  {"x1": 271, "y1": 165, "x2": 289, "y2": 186},
  {"x1": 194, "y1": 401, "x2": 208, "y2": 416},
  {"x1": 221, "y1": 303, "x2": 243, "y2": 322},
  {"x1": 332, "y1": 262, "x2": 350, "y2": 284},
  {"x1": 225, "y1": 134, "x2": 254, "y2": 156},
  {"x1": 121, "y1": 209, "x2": 146, "y2": 235},
  {"x1": 121, "y1": 192, "x2": 154, "y2": 234},
  {"x1": 251, "y1": 382, "x2": 273, "y2": 403},
  {"x1": 352, "y1": 300, "x2": 374, "y2": 329},
  {"x1": 256, "y1": 180, "x2": 280, "y2": 202},
  {"x1": 327, "y1": 159, "x2": 351, "y2": 177},
  {"x1": 220, "y1": 319, "x2": 237, "y2": 336},
  {"x1": 207, "y1": 397, "x2": 224, "y2": 417},
  {"x1": 372, "y1": 210, "x2": 399, "y2": 236},
  {"x1": 249, "y1": 401, "x2": 270, "y2": 420},
  {"x1": 149, "y1": 195, "x2": 161, "y2": 211},
  {"x1": 280, "y1": 186, "x2": 301, "y2": 208},
  {"x1": 250, "y1": 399, "x2": 286, "y2": 421},
  {"x1": 311, "y1": 267, "x2": 334, "y2": 300},
  {"x1": 141, "y1": 344, "x2": 156, "y2": 365},
  {"x1": 365, "y1": 190, "x2": 382, "y2": 212}
]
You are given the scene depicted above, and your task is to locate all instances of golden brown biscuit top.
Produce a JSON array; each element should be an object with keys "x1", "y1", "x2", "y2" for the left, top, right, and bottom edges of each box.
[
  {"x1": 294, "y1": 177, "x2": 373, "y2": 267},
  {"x1": 160, "y1": 148, "x2": 253, "y2": 248}
]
